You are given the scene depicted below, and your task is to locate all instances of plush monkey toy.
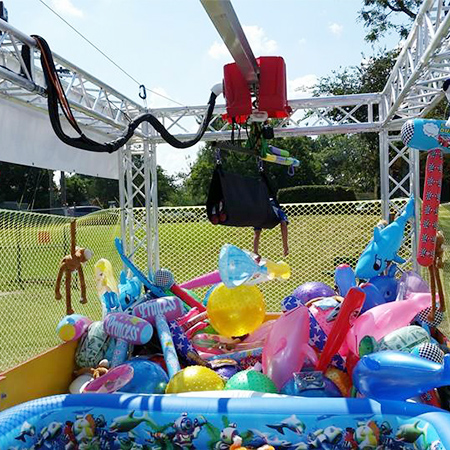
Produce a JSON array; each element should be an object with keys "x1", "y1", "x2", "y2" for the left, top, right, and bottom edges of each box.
[{"x1": 55, "y1": 220, "x2": 93, "y2": 314}]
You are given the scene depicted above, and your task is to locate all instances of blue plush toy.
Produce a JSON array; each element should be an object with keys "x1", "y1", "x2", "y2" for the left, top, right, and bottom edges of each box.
[{"x1": 355, "y1": 196, "x2": 415, "y2": 280}]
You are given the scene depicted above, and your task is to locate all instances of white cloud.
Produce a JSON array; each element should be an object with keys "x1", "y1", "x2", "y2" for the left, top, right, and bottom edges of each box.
[
  {"x1": 288, "y1": 74, "x2": 318, "y2": 99},
  {"x1": 208, "y1": 25, "x2": 277, "y2": 59},
  {"x1": 51, "y1": 0, "x2": 83, "y2": 17},
  {"x1": 329, "y1": 22, "x2": 343, "y2": 37}
]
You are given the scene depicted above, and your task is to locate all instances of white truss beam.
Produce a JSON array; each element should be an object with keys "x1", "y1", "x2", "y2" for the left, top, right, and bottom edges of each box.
[
  {"x1": 382, "y1": 0, "x2": 450, "y2": 126},
  {"x1": 0, "y1": 18, "x2": 146, "y2": 141}
]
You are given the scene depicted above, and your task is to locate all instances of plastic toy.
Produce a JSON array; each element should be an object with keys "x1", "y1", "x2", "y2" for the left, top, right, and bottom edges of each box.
[
  {"x1": 344, "y1": 292, "x2": 432, "y2": 356},
  {"x1": 133, "y1": 296, "x2": 184, "y2": 378},
  {"x1": 417, "y1": 150, "x2": 443, "y2": 267},
  {"x1": 179, "y1": 270, "x2": 222, "y2": 289},
  {"x1": 103, "y1": 312, "x2": 153, "y2": 367},
  {"x1": 396, "y1": 271, "x2": 430, "y2": 300},
  {"x1": 353, "y1": 351, "x2": 450, "y2": 401},
  {"x1": 210, "y1": 358, "x2": 240, "y2": 380},
  {"x1": 262, "y1": 305, "x2": 317, "y2": 390},
  {"x1": 316, "y1": 287, "x2": 366, "y2": 372},
  {"x1": 218, "y1": 244, "x2": 290, "y2": 288},
  {"x1": 377, "y1": 325, "x2": 430, "y2": 353},
  {"x1": 56, "y1": 314, "x2": 92, "y2": 342},
  {"x1": 368, "y1": 264, "x2": 398, "y2": 302},
  {"x1": 306, "y1": 296, "x2": 342, "y2": 336},
  {"x1": 55, "y1": 220, "x2": 93, "y2": 314},
  {"x1": 334, "y1": 264, "x2": 356, "y2": 297},
  {"x1": 225, "y1": 370, "x2": 278, "y2": 393},
  {"x1": 401, "y1": 118, "x2": 450, "y2": 153},
  {"x1": 359, "y1": 283, "x2": 386, "y2": 313},
  {"x1": 117, "y1": 271, "x2": 142, "y2": 311},
  {"x1": 280, "y1": 372, "x2": 341, "y2": 397},
  {"x1": 165, "y1": 366, "x2": 225, "y2": 393},
  {"x1": 94, "y1": 258, "x2": 118, "y2": 315},
  {"x1": 83, "y1": 364, "x2": 134, "y2": 394},
  {"x1": 355, "y1": 196, "x2": 414, "y2": 279},
  {"x1": 153, "y1": 268, "x2": 207, "y2": 312},
  {"x1": 119, "y1": 357, "x2": 169, "y2": 394},
  {"x1": 207, "y1": 283, "x2": 265, "y2": 337},
  {"x1": 291, "y1": 282, "x2": 335, "y2": 305}
]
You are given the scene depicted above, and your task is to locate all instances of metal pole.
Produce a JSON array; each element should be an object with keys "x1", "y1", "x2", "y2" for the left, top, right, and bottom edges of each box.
[
  {"x1": 118, "y1": 146, "x2": 127, "y2": 264},
  {"x1": 379, "y1": 129, "x2": 390, "y2": 221},
  {"x1": 410, "y1": 147, "x2": 421, "y2": 272},
  {"x1": 150, "y1": 127, "x2": 160, "y2": 272}
]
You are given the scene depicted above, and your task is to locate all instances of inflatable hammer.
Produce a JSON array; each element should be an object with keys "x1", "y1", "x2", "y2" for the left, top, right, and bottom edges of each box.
[
  {"x1": 133, "y1": 296, "x2": 184, "y2": 378},
  {"x1": 103, "y1": 312, "x2": 153, "y2": 367}
]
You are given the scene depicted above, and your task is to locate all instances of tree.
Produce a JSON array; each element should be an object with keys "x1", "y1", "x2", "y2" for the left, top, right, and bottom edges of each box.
[
  {"x1": 313, "y1": 50, "x2": 398, "y2": 197},
  {"x1": 0, "y1": 163, "x2": 55, "y2": 209},
  {"x1": 358, "y1": 0, "x2": 422, "y2": 42}
]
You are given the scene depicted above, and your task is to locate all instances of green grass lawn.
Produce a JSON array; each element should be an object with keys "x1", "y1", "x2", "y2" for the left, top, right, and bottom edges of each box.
[{"x1": 0, "y1": 200, "x2": 436, "y2": 372}]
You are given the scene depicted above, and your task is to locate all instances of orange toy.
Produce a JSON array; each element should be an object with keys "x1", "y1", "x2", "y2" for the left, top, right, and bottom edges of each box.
[{"x1": 55, "y1": 220, "x2": 93, "y2": 314}]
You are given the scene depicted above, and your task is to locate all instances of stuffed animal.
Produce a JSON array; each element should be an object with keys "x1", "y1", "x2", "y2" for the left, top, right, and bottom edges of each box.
[{"x1": 55, "y1": 220, "x2": 93, "y2": 314}]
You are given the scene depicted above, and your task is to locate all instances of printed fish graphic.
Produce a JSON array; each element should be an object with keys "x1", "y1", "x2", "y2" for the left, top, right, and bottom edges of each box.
[
  {"x1": 110, "y1": 410, "x2": 152, "y2": 433},
  {"x1": 14, "y1": 421, "x2": 35, "y2": 442},
  {"x1": 355, "y1": 196, "x2": 414, "y2": 279},
  {"x1": 395, "y1": 421, "x2": 427, "y2": 444},
  {"x1": 267, "y1": 415, "x2": 306, "y2": 435}
]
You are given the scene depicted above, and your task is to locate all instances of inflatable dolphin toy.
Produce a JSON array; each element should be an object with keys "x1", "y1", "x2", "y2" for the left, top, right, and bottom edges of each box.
[
  {"x1": 353, "y1": 351, "x2": 450, "y2": 401},
  {"x1": 355, "y1": 196, "x2": 415, "y2": 279}
]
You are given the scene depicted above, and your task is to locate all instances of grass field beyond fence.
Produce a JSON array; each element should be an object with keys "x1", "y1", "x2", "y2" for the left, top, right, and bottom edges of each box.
[{"x1": 0, "y1": 199, "x2": 446, "y2": 372}]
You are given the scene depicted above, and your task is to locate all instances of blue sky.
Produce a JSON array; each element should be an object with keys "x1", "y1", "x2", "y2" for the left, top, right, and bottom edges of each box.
[{"x1": 9, "y1": 0, "x2": 405, "y2": 175}]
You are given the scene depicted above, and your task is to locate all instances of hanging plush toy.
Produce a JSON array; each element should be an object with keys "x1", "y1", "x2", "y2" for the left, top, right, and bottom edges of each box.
[{"x1": 55, "y1": 220, "x2": 93, "y2": 315}]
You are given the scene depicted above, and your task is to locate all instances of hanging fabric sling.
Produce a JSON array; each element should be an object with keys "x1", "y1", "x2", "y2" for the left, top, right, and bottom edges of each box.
[{"x1": 206, "y1": 165, "x2": 281, "y2": 229}]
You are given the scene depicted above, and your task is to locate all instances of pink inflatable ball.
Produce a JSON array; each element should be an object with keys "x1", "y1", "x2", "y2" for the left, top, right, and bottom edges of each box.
[
  {"x1": 291, "y1": 282, "x2": 335, "y2": 306},
  {"x1": 308, "y1": 297, "x2": 341, "y2": 336}
]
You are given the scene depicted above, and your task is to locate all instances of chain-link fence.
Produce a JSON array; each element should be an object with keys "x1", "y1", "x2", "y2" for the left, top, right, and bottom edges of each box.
[{"x1": 0, "y1": 199, "x2": 432, "y2": 371}]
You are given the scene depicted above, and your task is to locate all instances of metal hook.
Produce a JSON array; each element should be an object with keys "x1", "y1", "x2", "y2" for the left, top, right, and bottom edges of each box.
[
  {"x1": 288, "y1": 165, "x2": 295, "y2": 176},
  {"x1": 139, "y1": 84, "x2": 147, "y2": 100}
]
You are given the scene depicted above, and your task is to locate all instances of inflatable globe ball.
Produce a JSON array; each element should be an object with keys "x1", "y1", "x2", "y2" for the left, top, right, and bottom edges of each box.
[
  {"x1": 165, "y1": 366, "x2": 225, "y2": 394},
  {"x1": 225, "y1": 370, "x2": 277, "y2": 393},
  {"x1": 207, "y1": 283, "x2": 265, "y2": 337},
  {"x1": 120, "y1": 357, "x2": 169, "y2": 394}
]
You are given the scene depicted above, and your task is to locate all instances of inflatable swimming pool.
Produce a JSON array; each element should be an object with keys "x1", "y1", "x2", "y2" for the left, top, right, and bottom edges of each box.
[{"x1": 1, "y1": 392, "x2": 450, "y2": 449}]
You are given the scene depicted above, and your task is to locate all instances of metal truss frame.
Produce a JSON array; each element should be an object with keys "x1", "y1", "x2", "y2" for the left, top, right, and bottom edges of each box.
[{"x1": 1, "y1": 0, "x2": 450, "y2": 273}]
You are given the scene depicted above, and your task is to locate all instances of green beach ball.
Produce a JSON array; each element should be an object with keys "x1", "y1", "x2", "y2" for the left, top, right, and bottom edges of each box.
[{"x1": 225, "y1": 370, "x2": 278, "y2": 393}]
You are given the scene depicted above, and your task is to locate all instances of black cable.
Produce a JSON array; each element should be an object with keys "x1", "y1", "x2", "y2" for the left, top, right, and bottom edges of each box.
[{"x1": 34, "y1": 35, "x2": 218, "y2": 153}]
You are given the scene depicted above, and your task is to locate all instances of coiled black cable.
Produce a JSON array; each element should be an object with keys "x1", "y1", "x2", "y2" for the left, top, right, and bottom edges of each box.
[{"x1": 33, "y1": 35, "x2": 218, "y2": 153}]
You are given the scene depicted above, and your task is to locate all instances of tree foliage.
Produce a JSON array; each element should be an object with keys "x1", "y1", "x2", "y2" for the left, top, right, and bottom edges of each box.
[
  {"x1": 358, "y1": 0, "x2": 421, "y2": 42},
  {"x1": 0, "y1": 163, "x2": 54, "y2": 209}
]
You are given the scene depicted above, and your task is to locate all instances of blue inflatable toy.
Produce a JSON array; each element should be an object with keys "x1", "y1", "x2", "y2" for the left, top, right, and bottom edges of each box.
[
  {"x1": 355, "y1": 196, "x2": 414, "y2": 280},
  {"x1": 353, "y1": 351, "x2": 450, "y2": 401},
  {"x1": 119, "y1": 357, "x2": 169, "y2": 394}
]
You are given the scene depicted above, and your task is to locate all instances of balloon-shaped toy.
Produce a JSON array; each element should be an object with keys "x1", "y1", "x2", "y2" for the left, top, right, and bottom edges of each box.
[
  {"x1": 334, "y1": 264, "x2": 356, "y2": 297},
  {"x1": 262, "y1": 305, "x2": 317, "y2": 390},
  {"x1": 353, "y1": 351, "x2": 450, "y2": 401},
  {"x1": 344, "y1": 292, "x2": 431, "y2": 356},
  {"x1": 355, "y1": 196, "x2": 414, "y2": 279},
  {"x1": 165, "y1": 366, "x2": 225, "y2": 393}
]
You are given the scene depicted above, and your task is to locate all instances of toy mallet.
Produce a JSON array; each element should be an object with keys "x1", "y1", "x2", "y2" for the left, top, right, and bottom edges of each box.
[
  {"x1": 133, "y1": 296, "x2": 184, "y2": 378},
  {"x1": 316, "y1": 286, "x2": 366, "y2": 373},
  {"x1": 103, "y1": 312, "x2": 153, "y2": 367}
]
